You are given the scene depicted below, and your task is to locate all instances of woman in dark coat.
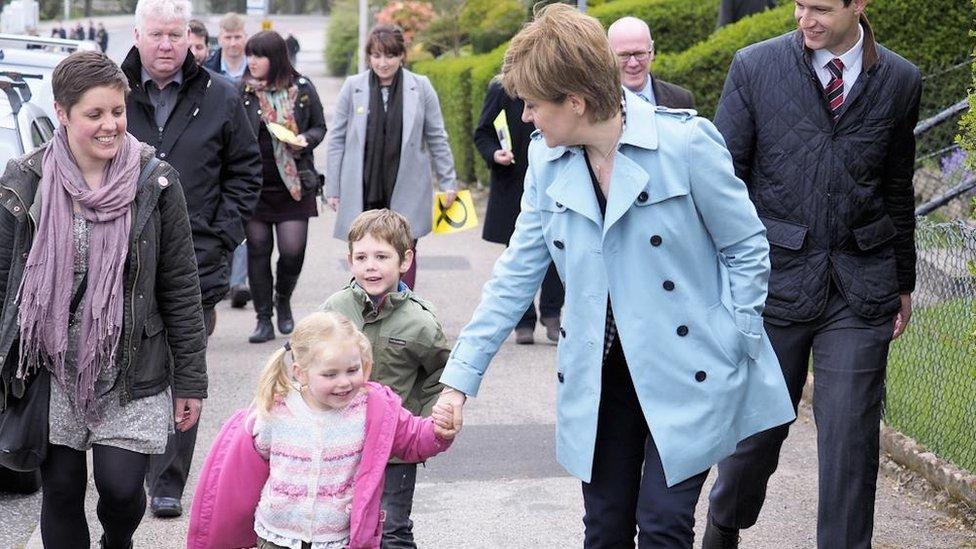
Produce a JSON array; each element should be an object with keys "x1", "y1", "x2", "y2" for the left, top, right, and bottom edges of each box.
[
  {"x1": 0, "y1": 51, "x2": 206, "y2": 548},
  {"x1": 240, "y1": 31, "x2": 327, "y2": 343},
  {"x1": 474, "y1": 78, "x2": 563, "y2": 344}
]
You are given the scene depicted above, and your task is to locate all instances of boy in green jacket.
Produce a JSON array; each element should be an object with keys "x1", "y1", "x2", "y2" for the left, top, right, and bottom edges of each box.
[{"x1": 321, "y1": 208, "x2": 450, "y2": 548}]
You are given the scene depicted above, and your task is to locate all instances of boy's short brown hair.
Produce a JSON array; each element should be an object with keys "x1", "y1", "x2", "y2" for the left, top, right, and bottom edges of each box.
[{"x1": 347, "y1": 209, "x2": 414, "y2": 261}]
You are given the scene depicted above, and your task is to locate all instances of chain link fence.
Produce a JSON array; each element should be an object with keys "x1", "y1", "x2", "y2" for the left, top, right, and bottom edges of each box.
[
  {"x1": 886, "y1": 218, "x2": 976, "y2": 474},
  {"x1": 879, "y1": 57, "x2": 976, "y2": 477},
  {"x1": 913, "y1": 57, "x2": 976, "y2": 221}
]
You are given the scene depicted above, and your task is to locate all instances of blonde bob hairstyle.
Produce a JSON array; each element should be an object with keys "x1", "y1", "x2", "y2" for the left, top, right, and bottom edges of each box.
[
  {"x1": 501, "y1": 3, "x2": 621, "y2": 123},
  {"x1": 253, "y1": 312, "x2": 373, "y2": 414}
]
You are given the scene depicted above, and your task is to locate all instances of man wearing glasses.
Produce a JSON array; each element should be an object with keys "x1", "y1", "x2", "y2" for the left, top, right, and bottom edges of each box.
[{"x1": 607, "y1": 17, "x2": 695, "y2": 109}]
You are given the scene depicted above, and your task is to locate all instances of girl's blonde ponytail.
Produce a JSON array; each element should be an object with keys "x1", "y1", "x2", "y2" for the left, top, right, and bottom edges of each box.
[{"x1": 253, "y1": 347, "x2": 292, "y2": 414}]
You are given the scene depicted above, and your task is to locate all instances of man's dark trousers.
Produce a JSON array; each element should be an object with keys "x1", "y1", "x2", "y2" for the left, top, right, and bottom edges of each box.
[
  {"x1": 708, "y1": 288, "x2": 893, "y2": 549},
  {"x1": 146, "y1": 305, "x2": 215, "y2": 501}
]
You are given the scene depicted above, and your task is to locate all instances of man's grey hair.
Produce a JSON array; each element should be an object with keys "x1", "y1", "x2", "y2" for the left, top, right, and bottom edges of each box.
[
  {"x1": 607, "y1": 16, "x2": 653, "y2": 44},
  {"x1": 135, "y1": 0, "x2": 192, "y2": 31}
]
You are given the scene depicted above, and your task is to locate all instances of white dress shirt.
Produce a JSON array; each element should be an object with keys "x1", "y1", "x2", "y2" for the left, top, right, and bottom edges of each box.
[{"x1": 812, "y1": 24, "x2": 864, "y2": 98}]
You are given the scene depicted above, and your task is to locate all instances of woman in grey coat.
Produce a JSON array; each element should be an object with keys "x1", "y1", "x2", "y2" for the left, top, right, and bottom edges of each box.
[{"x1": 325, "y1": 24, "x2": 457, "y2": 289}]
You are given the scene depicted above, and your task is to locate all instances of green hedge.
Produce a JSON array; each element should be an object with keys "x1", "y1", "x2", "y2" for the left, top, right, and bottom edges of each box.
[
  {"x1": 654, "y1": 5, "x2": 795, "y2": 119},
  {"x1": 412, "y1": 55, "x2": 482, "y2": 183},
  {"x1": 656, "y1": 0, "x2": 976, "y2": 120},
  {"x1": 325, "y1": 0, "x2": 359, "y2": 77},
  {"x1": 589, "y1": 0, "x2": 720, "y2": 54}
]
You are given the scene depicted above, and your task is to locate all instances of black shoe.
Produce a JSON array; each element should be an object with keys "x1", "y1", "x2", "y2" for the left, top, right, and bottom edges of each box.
[
  {"x1": 230, "y1": 284, "x2": 251, "y2": 309},
  {"x1": 149, "y1": 496, "x2": 183, "y2": 518},
  {"x1": 275, "y1": 294, "x2": 294, "y2": 335},
  {"x1": 249, "y1": 317, "x2": 275, "y2": 343},
  {"x1": 702, "y1": 512, "x2": 740, "y2": 549},
  {"x1": 540, "y1": 316, "x2": 560, "y2": 343},
  {"x1": 515, "y1": 327, "x2": 534, "y2": 344}
]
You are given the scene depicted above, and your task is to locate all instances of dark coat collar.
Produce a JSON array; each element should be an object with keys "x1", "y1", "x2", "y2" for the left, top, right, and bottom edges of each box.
[
  {"x1": 121, "y1": 46, "x2": 202, "y2": 95},
  {"x1": 793, "y1": 14, "x2": 879, "y2": 73}
]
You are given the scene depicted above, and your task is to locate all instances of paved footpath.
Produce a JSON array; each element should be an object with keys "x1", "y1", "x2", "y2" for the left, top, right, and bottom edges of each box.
[{"x1": 2, "y1": 14, "x2": 975, "y2": 549}]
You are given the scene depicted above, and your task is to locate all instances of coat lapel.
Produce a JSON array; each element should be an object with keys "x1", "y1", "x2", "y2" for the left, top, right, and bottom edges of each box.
[
  {"x1": 352, "y1": 73, "x2": 369, "y2": 149},
  {"x1": 400, "y1": 72, "x2": 419, "y2": 157},
  {"x1": 545, "y1": 152, "x2": 603, "y2": 227},
  {"x1": 603, "y1": 154, "x2": 649, "y2": 236}
]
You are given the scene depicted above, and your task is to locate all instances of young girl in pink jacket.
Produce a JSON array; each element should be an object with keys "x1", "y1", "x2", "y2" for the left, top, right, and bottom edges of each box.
[{"x1": 187, "y1": 312, "x2": 459, "y2": 549}]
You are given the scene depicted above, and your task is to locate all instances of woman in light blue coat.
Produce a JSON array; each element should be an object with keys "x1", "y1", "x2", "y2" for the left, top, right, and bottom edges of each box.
[{"x1": 435, "y1": 5, "x2": 794, "y2": 548}]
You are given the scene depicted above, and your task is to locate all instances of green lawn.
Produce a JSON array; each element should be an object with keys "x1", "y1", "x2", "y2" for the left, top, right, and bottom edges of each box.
[{"x1": 886, "y1": 297, "x2": 976, "y2": 472}]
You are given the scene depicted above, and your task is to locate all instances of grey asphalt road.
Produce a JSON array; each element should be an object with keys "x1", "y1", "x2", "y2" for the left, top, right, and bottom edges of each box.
[{"x1": 2, "y1": 13, "x2": 975, "y2": 549}]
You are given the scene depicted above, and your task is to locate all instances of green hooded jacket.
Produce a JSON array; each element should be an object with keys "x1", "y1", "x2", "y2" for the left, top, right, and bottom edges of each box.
[{"x1": 322, "y1": 281, "x2": 449, "y2": 418}]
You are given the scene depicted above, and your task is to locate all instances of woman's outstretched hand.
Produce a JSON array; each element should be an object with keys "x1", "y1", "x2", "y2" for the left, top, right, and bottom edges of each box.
[
  {"x1": 432, "y1": 402, "x2": 461, "y2": 439},
  {"x1": 433, "y1": 387, "x2": 466, "y2": 439}
]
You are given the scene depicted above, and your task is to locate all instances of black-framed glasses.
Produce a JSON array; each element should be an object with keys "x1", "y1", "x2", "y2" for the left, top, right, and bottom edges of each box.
[{"x1": 616, "y1": 50, "x2": 653, "y2": 63}]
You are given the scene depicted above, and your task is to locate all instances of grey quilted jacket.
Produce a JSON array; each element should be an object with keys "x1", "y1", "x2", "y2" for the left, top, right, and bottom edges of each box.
[{"x1": 714, "y1": 19, "x2": 921, "y2": 322}]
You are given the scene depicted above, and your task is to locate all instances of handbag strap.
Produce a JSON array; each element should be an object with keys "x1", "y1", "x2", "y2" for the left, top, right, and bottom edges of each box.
[{"x1": 66, "y1": 156, "x2": 160, "y2": 317}]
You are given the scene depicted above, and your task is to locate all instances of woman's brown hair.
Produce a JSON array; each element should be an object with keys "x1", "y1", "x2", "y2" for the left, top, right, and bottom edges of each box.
[
  {"x1": 501, "y1": 3, "x2": 621, "y2": 122},
  {"x1": 365, "y1": 24, "x2": 406, "y2": 59},
  {"x1": 52, "y1": 51, "x2": 129, "y2": 114}
]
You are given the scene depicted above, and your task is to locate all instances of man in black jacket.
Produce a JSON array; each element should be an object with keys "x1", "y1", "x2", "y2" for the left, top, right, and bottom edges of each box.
[
  {"x1": 702, "y1": 1, "x2": 921, "y2": 548},
  {"x1": 122, "y1": 0, "x2": 261, "y2": 518},
  {"x1": 607, "y1": 16, "x2": 695, "y2": 109}
]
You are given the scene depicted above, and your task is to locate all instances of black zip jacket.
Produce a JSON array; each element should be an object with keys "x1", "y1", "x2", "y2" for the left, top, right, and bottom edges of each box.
[{"x1": 121, "y1": 48, "x2": 262, "y2": 308}]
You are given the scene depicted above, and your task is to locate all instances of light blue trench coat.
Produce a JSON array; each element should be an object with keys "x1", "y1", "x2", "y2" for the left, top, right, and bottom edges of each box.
[{"x1": 440, "y1": 90, "x2": 795, "y2": 486}]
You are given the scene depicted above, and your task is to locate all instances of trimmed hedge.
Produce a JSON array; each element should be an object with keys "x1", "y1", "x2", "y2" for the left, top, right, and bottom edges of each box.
[
  {"x1": 325, "y1": 0, "x2": 359, "y2": 77},
  {"x1": 589, "y1": 0, "x2": 721, "y2": 54},
  {"x1": 417, "y1": 0, "x2": 975, "y2": 182},
  {"x1": 656, "y1": 0, "x2": 976, "y2": 120},
  {"x1": 653, "y1": 5, "x2": 795, "y2": 119},
  {"x1": 412, "y1": 55, "x2": 482, "y2": 183}
]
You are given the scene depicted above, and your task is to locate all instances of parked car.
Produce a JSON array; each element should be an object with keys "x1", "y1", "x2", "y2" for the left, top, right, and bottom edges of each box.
[
  {"x1": 0, "y1": 32, "x2": 96, "y2": 120},
  {"x1": 0, "y1": 70, "x2": 55, "y2": 496}
]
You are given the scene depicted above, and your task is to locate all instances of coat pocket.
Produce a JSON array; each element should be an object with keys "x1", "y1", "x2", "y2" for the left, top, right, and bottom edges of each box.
[
  {"x1": 133, "y1": 312, "x2": 170, "y2": 390},
  {"x1": 851, "y1": 215, "x2": 897, "y2": 251},
  {"x1": 759, "y1": 216, "x2": 808, "y2": 251},
  {"x1": 704, "y1": 302, "x2": 747, "y2": 366}
]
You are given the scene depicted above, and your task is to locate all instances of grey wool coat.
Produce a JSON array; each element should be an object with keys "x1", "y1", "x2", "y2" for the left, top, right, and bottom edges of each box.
[{"x1": 326, "y1": 69, "x2": 458, "y2": 239}]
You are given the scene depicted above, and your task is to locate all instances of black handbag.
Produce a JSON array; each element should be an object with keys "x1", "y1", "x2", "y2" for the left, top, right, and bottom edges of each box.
[{"x1": 0, "y1": 272, "x2": 87, "y2": 472}]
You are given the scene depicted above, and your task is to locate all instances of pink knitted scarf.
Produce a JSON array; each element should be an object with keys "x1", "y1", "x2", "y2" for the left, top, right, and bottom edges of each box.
[{"x1": 17, "y1": 126, "x2": 142, "y2": 419}]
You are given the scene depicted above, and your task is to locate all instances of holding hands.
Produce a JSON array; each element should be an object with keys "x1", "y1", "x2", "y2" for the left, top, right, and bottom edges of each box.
[{"x1": 431, "y1": 397, "x2": 463, "y2": 440}]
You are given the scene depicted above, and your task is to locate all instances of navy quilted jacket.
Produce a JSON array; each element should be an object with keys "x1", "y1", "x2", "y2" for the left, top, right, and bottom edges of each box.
[{"x1": 715, "y1": 20, "x2": 921, "y2": 322}]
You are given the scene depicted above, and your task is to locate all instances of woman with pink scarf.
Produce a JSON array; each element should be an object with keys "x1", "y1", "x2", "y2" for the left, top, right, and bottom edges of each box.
[{"x1": 0, "y1": 51, "x2": 207, "y2": 548}]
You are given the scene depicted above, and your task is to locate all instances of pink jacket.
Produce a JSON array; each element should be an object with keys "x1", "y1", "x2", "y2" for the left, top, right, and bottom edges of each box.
[{"x1": 186, "y1": 382, "x2": 452, "y2": 549}]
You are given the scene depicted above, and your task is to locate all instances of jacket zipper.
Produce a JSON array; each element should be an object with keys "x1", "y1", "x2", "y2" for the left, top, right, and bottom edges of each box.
[{"x1": 121, "y1": 238, "x2": 140, "y2": 405}]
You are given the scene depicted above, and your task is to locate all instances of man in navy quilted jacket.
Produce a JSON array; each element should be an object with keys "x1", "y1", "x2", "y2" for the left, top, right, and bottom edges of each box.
[{"x1": 702, "y1": 1, "x2": 921, "y2": 548}]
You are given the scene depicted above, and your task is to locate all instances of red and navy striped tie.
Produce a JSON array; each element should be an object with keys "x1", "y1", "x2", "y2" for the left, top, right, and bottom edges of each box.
[{"x1": 825, "y1": 58, "x2": 844, "y2": 120}]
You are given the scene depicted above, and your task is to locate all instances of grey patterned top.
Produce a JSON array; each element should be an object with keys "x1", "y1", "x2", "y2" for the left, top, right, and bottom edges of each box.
[{"x1": 48, "y1": 212, "x2": 173, "y2": 454}]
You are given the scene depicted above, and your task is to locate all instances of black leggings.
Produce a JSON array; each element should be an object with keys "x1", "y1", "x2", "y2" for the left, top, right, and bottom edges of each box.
[
  {"x1": 41, "y1": 443, "x2": 149, "y2": 549},
  {"x1": 246, "y1": 219, "x2": 309, "y2": 318}
]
